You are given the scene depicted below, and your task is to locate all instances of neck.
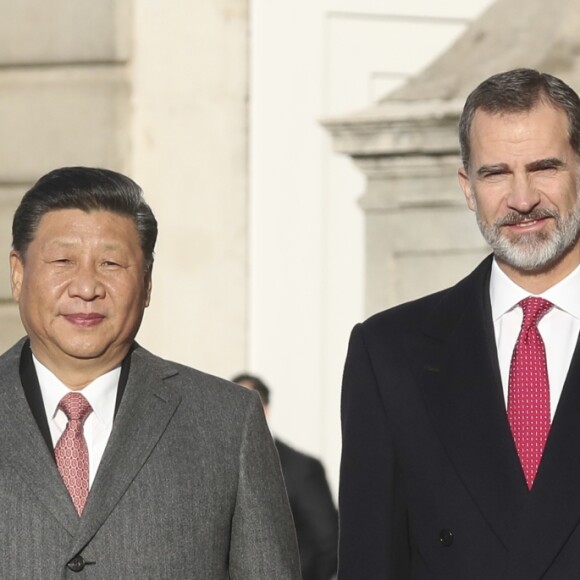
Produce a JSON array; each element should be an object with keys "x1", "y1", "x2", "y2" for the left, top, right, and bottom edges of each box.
[
  {"x1": 31, "y1": 348, "x2": 127, "y2": 391},
  {"x1": 497, "y1": 251, "x2": 580, "y2": 294}
]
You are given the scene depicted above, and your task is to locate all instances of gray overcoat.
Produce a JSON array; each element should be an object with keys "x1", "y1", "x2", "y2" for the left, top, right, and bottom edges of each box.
[{"x1": 0, "y1": 339, "x2": 301, "y2": 579}]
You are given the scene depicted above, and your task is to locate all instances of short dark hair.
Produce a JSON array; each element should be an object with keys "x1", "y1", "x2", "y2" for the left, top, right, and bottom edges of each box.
[
  {"x1": 231, "y1": 373, "x2": 271, "y2": 406},
  {"x1": 12, "y1": 166, "x2": 158, "y2": 271},
  {"x1": 459, "y1": 68, "x2": 580, "y2": 170}
]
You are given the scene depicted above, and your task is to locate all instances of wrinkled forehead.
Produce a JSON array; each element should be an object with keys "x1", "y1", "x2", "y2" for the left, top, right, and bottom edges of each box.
[
  {"x1": 469, "y1": 104, "x2": 571, "y2": 155},
  {"x1": 30, "y1": 209, "x2": 143, "y2": 256},
  {"x1": 471, "y1": 102, "x2": 570, "y2": 139}
]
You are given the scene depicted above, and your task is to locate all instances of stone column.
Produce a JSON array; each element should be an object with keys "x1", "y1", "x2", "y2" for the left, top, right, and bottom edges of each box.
[{"x1": 324, "y1": 99, "x2": 488, "y2": 316}]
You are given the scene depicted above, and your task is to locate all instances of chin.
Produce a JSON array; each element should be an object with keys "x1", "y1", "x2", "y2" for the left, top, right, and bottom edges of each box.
[{"x1": 58, "y1": 338, "x2": 111, "y2": 361}]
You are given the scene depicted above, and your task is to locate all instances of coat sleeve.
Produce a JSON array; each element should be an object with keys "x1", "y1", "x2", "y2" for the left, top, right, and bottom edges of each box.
[
  {"x1": 338, "y1": 323, "x2": 411, "y2": 579},
  {"x1": 229, "y1": 391, "x2": 302, "y2": 579}
]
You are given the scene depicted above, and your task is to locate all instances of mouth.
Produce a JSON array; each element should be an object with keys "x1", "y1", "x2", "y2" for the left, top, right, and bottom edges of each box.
[
  {"x1": 63, "y1": 313, "x2": 105, "y2": 327},
  {"x1": 509, "y1": 218, "x2": 546, "y2": 228},
  {"x1": 498, "y1": 210, "x2": 556, "y2": 231}
]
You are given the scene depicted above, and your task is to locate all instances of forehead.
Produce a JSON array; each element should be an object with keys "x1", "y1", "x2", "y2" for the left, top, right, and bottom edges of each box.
[
  {"x1": 32, "y1": 209, "x2": 141, "y2": 250},
  {"x1": 469, "y1": 104, "x2": 570, "y2": 158},
  {"x1": 467, "y1": 104, "x2": 575, "y2": 171}
]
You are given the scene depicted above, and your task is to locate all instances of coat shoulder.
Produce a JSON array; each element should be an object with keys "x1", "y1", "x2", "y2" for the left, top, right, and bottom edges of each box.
[
  {"x1": 130, "y1": 344, "x2": 258, "y2": 411},
  {"x1": 359, "y1": 254, "x2": 493, "y2": 342},
  {"x1": 0, "y1": 338, "x2": 28, "y2": 365}
]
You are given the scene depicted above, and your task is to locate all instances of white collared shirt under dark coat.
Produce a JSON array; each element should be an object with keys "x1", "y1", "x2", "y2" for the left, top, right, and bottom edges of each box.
[
  {"x1": 490, "y1": 258, "x2": 580, "y2": 419},
  {"x1": 33, "y1": 355, "x2": 119, "y2": 488}
]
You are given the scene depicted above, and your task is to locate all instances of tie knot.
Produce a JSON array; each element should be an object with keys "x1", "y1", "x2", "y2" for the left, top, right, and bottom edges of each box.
[
  {"x1": 519, "y1": 296, "x2": 553, "y2": 330},
  {"x1": 58, "y1": 392, "x2": 92, "y2": 423}
]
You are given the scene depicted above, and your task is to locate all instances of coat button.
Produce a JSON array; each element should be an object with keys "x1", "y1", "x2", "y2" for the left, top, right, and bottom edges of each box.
[
  {"x1": 67, "y1": 556, "x2": 85, "y2": 572},
  {"x1": 439, "y1": 529, "x2": 454, "y2": 547}
]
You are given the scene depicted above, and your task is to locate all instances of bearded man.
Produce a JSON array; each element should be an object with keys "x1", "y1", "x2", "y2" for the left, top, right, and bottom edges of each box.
[{"x1": 338, "y1": 68, "x2": 580, "y2": 579}]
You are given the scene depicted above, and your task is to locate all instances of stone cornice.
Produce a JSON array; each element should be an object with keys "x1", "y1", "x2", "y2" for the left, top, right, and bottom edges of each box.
[{"x1": 322, "y1": 98, "x2": 463, "y2": 157}]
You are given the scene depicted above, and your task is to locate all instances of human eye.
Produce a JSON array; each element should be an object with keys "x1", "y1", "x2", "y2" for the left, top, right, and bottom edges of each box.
[
  {"x1": 475, "y1": 163, "x2": 509, "y2": 183},
  {"x1": 535, "y1": 165, "x2": 559, "y2": 176},
  {"x1": 480, "y1": 168, "x2": 506, "y2": 180}
]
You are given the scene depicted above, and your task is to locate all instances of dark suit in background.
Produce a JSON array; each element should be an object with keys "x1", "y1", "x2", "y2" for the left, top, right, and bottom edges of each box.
[{"x1": 276, "y1": 439, "x2": 339, "y2": 580}]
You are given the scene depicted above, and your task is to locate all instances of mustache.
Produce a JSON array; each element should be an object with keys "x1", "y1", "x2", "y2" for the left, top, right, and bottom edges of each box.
[{"x1": 495, "y1": 208, "x2": 558, "y2": 227}]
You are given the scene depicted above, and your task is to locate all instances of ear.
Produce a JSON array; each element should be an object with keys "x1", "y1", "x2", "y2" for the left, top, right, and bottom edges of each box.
[
  {"x1": 458, "y1": 167, "x2": 476, "y2": 212},
  {"x1": 144, "y1": 266, "x2": 153, "y2": 308},
  {"x1": 9, "y1": 251, "x2": 24, "y2": 302}
]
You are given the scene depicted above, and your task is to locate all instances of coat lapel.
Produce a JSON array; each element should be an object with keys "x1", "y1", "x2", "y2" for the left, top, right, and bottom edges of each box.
[
  {"x1": 416, "y1": 256, "x2": 528, "y2": 550},
  {"x1": 0, "y1": 341, "x2": 79, "y2": 535},
  {"x1": 502, "y1": 333, "x2": 580, "y2": 579},
  {"x1": 70, "y1": 346, "x2": 182, "y2": 555}
]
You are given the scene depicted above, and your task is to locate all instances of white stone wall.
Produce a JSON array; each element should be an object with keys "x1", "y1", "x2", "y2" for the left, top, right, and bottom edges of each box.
[{"x1": 131, "y1": 1, "x2": 249, "y2": 378}]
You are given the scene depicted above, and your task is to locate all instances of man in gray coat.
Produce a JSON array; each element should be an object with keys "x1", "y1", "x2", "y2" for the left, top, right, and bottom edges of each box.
[{"x1": 2, "y1": 166, "x2": 301, "y2": 579}]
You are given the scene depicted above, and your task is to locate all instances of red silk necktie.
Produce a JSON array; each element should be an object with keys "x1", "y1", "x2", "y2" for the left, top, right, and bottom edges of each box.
[
  {"x1": 54, "y1": 392, "x2": 92, "y2": 515},
  {"x1": 507, "y1": 296, "x2": 553, "y2": 490}
]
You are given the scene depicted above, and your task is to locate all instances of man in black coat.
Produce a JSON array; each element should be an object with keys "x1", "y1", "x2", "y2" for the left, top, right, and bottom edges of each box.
[
  {"x1": 339, "y1": 68, "x2": 580, "y2": 579},
  {"x1": 233, "y1": 373, "x2": 338, "y2": 580}
]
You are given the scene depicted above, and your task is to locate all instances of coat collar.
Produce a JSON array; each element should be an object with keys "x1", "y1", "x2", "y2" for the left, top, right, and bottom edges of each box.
[
  {"x1": 0, "y1": 339, "x2": 80, "y2": 534},
  {"x1": 69, "y1": 345, "x2": 182, "y2": 556},
  {"x1": 416, "y1": 255, "x2": 580, "y2": 577},
  {"x1": 0, "y1": 341, "x2": 182, "y2": 554},
  {"x1": 415, "y1": 255, "x2": 529, "y2": 549}
]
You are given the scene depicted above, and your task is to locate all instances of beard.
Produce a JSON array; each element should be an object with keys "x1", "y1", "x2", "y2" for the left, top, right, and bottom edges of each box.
[{"x1": 474, "y1": 197, "x2": 580, "y2": 272}]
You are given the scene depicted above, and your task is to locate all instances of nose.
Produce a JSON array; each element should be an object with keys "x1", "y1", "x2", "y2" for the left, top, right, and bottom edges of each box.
[
  {"x1": 506, "y1": 173, "x2": 541, "y2": 213},
  {"x1": 67, "y1": 265, "x2": 106, "y2": 301}
]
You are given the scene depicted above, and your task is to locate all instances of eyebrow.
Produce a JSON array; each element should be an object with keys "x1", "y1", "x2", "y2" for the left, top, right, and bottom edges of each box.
[{"x1": 526, "y1": 157, "x2": 565, "y2": 171}]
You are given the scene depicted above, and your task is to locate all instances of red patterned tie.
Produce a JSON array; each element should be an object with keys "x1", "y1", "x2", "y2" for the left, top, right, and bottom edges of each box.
[
  {"x1": 507, "y1": 297, "x2": 553, "y2": 490},
  {"x1": 55, "y1": 392, "x2": 92, "y2": 515}
]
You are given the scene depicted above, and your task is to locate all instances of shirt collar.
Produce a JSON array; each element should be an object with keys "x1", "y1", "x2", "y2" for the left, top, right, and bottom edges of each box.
[
  {"x1": 490, "y1": 257, "x2": 580, "y2": 321},
  {"x1": 33, "y1": 355, "x2": 120, "y2": 427}
]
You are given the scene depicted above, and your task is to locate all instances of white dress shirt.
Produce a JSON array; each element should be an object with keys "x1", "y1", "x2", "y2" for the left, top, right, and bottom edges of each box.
[
  {"x1": 33, "y1": 356, "x2": 119, "y2": 488},
  {"x1": 490, "y1": 258, "x2": 580, "y2": 420}
]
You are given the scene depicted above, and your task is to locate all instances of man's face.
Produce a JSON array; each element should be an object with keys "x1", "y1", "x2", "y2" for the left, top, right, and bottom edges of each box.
[
  {"x1": 458, "y1": 103, "x2": 580, "y2": 276},
  {"x1": 10, "y1": 209, "x2": 152, "y2": 373}
]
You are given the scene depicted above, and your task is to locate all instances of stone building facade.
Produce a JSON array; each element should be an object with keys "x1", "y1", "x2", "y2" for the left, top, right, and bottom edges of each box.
[{"x1": 324, "y1": 0, "x2": 580, "y2": 315}]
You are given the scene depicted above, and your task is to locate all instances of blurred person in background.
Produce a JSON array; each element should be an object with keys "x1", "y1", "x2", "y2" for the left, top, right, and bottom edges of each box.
[{"x1": 233, "y1": 372, "x2": 339, "y2": 580}]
